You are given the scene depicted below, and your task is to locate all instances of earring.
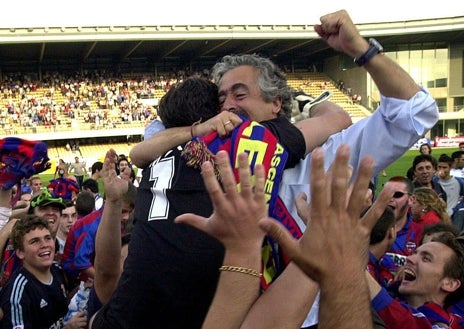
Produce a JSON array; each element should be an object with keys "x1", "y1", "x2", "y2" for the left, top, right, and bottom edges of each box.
[{"x1": 422, "y1": 208, "x2": 427, "y2": 213}]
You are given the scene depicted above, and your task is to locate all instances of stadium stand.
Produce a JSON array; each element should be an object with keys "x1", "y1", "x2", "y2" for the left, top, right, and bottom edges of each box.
[
  {"x1": 0, "y1": 71, "x2": 370, "y2": 137},
  {"x1": 1, "y1": 69, "x2": 374, "y2": 170}
]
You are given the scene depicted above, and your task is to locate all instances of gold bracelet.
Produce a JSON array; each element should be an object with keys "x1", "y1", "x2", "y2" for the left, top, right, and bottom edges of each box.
[
  {"x1": 190, "y1": 118, "x2": 202, "y2": 138},
  {"x1": 219, "y1": 265, "x2": 262, "y2": 278}
]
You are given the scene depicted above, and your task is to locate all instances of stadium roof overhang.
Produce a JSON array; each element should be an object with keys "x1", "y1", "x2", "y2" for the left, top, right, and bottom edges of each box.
[{"x1": 0, "y1": 16, "x2": 463, "y2": 72}]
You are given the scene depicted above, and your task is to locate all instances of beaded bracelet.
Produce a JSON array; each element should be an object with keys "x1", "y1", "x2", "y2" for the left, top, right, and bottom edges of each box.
[
  {"x1": 190, "y1": 118, "x2": 202, "y2": 138},
  {"x1": 219, "y1": 265, "x2": 262, "y2": 278}
]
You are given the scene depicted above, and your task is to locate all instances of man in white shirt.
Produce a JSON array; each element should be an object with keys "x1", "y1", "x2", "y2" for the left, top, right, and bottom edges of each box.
[
  {"x1": 450, "y1": 150, "x2": 464, "y2": 178},
  {"x1": 435, "y1": 153, "x2": 464, "y2": 216},
  {"x1": 275, "y1": 11, "x2": 439, "y2": 328},
  {"x1": 82, "y1": 178, "x2": 103, "y2": 211},
  {"x1": 127, "y1": 10, "x2": 439, "y2": 329}
]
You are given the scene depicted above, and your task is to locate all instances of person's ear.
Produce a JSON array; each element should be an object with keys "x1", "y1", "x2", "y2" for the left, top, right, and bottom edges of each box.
[
  {"x1": 441, "y1": 277, "x2": 461, "y2": 293},
  {"x1": 272, "y1": 97, "x2": 282, "y2": 114},
  {"x1": 16, "y1": 248, "x2": 25, "y2": 260}
]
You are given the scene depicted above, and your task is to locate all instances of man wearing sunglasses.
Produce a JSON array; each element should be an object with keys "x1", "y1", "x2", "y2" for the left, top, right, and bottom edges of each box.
[{"x1": 380, "y1": 176, "x2": 424, "y2": 279}]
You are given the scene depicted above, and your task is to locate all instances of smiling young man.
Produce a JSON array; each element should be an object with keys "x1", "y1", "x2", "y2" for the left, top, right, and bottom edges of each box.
[
  {"x1": 56, "y1": 199, "x2": 78, "y2": 260},
  {"x1": 0, "y1": 190, "x2": 68, "y2": 288},
  {"x1": 367, "y1": 232, "x2": 464, "y2": 328},
  {"x1": 0, "y1": 216, "x2": 87, "y2": 329}
]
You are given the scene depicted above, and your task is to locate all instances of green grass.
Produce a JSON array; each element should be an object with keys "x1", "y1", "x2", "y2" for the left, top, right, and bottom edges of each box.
[
  {"x1": 36, "y1": 147, "x2": 458, "y2": 198},
  {"x1": 38, "y1": 173, "x2": 105, "y2": 197},
  {"x1": 375, "y1": 147, "x2": 459, "y2": 195}
]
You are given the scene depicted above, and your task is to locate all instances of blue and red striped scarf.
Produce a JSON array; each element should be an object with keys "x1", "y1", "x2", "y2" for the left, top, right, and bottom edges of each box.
[
  {"x1": 418, "y1": 302, "x2": 464, "y2": 328},
  {"x1": 0, "y1": 137, "x2": 50, "y2": 190},
  {"x1": 182, "y1": 119, "x2": 303, "y2": 289}
]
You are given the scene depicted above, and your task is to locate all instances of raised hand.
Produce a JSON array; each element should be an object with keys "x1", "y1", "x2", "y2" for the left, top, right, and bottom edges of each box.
[
  {"x1": 102, "y1": 149, "x2": 129, "y2": 203},
  {"x1": 175, "y1": 150, "x2": 267, "y2": 253},
  {"x1": 314, "y1": 10, "x2": 369, "y2": 59},
  {"x1": 193, "y1": 112, "x2": 243, "y2": 138},
  {"x1": 259, "y1": 144, "x2": 392, "y2": 283}
]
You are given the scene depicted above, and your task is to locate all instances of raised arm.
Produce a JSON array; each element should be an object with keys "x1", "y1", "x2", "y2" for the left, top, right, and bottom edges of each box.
[
  {"x1": 0, "y1": 218, "x2": 19, "y2": 267},
  {"x1": 177, "y1": 144, "x2": 394, "y2": 329},
  {"x1": 240, "y1": 262, "x2": 318, "y2": 329},
  {"x1": 93, "y1": 148, "x2": 130, "y2": 304},
  {"x1": 257, "y1": 144, "x2": 393, "y2": 329},
  {"x1": 174, "y1": 144, "x2": 320, "y2": 329},
  {"x1": 175, "y1": 151, "x2": 267, "y2": 329},
  {"x1": 315, "y1": 10, "x2": 420, "y2": 100},
  {"x1": 0, "y1": 189, "x2": 13, "y2": 230},
  {"x1": 129, "y1": 111, "x2": 243, "y2": 168},
  {"x1": 295, "y1": 101, "x2": 352, "y2": 153}
]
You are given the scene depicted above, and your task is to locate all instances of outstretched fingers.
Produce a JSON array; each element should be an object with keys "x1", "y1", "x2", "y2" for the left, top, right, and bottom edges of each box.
[
  {"x1": 295, "y1": 192, "x2": 310, "y2": 225},
  {"x1": 237, "y1": 152, "x2": 253, "y2": 198},
  {"x1": 175, "y1": 155, "x2": 225, "y2": 233},
  {"x1": 119, "y1": 167, "x2": 132, "y2": 183},
  {"x1": 175, "y1": 212, "x2": 210, "y2": 233},
  {"x1": 216, "y1": 151, "x2": 238, "y2": 199},
  {"x1": 346, "y1": 155, "x2": 374, "y2": 220},
  {"x1": 204, "y1": 151, "x2": 232, "y2": 206},
  {"x1": 362, "y1": 183, "x2": 395, "y2": 232},
  {"x1": 258, "y1": 217, "x2": 300, "y2": 261},
  {"x1": 252, "y1": 163, "x2": 266, "y2": 206},
  {"x1": 102, "y1": 148, "x2": 118, "y2": 181},
  {"x1": 309, "y1": 147, "x2": 327, "y2": 220},
  {"x1": 176, "y1": 150, "x2": 267, "y2": 250},
  {"x1": 330, "y1": 144, "x2": 351, "y2": 211}
]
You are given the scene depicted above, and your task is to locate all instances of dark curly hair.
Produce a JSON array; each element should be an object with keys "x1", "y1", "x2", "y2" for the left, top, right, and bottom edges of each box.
[
  {"x1": 11, "y1": 215, "x2": 50, "y2": 252},
  {"x1": 158, "y1": 77, "x2": 220, "y2": 128}
]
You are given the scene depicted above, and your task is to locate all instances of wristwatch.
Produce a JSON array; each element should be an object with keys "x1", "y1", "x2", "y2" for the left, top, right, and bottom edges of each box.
[{"x1": 354, "y1": 38, "x2": 383, "y2": 66}]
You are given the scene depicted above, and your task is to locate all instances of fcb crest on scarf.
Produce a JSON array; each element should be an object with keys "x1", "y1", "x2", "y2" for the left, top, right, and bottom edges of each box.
[{"x1": 182, "y1": 118, "x2": 303, "y2": 289}]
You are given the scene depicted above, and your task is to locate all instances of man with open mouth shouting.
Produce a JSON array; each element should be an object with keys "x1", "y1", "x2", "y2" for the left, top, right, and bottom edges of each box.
[{"x1": 366, "y1": 232, "x2": 464, "y2": 329}]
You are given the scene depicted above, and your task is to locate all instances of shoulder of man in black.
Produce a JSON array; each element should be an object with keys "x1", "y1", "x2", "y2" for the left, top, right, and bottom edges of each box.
[{"x1": 260, "y1": 116, "x2": 306, "y2": 169}]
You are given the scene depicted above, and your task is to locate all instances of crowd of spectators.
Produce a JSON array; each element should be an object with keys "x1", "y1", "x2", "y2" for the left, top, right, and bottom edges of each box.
[
  {"x1": 2, "y1": 8, "x2": 464, "y2": 329},
  {"x1": 0, "y1": 68, "x2": 210, "y2": 132}
]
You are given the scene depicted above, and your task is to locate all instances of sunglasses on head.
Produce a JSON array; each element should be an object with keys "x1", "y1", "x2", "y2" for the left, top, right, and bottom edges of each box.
[
  {"x1": 393, "y1": 191, "x2": 409, "y2": 198},
  {"x1": 31, "y1": 191, "x2": 63, "y2": 208}
]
